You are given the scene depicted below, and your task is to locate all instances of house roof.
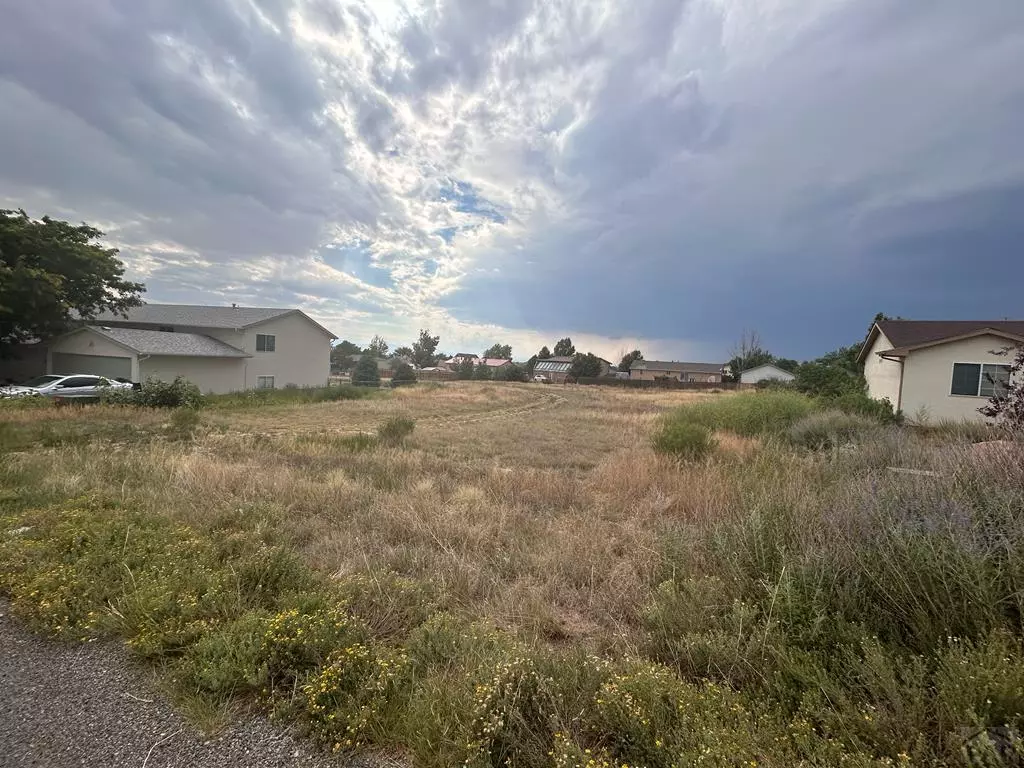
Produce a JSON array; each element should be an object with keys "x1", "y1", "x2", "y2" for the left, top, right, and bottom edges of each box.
[
  {"x1": 84, "y1": 327, "x2": 250, "y2": 357},
  {"x1": 92, "y1": 303, "x2": 336, "y2": 337},
  {"x1": 859, "y1": 320, "x2": 1024, "y2": 363},
  {"x1": 630, "y1": 360, "x2": 723, "y2": 374},
  {"x1": 740, "y1": 363, "x2": 795, "y2": 377},
  {"x1": 534, "y1": 359, "x2": 572, "y2": 373},
  {"x1": 481, "y1": 358, "x2": 511, "y2": 367}
]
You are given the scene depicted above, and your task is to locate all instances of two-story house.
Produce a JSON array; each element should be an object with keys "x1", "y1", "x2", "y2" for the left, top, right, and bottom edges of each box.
[{"x1": 44, "y1": 303, "x2": 336, "y2": 393}]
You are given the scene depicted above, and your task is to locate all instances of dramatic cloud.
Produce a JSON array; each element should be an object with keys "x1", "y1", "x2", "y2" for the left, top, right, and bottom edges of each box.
[{"x1": 2, "y1": 0, "x2": 1023, "y2": 360}]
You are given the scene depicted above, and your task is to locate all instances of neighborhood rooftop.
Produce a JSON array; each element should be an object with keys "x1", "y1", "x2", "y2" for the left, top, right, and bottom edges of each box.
[
  {"x1": 88, "y1": 327, "x2": 250, "y2": 357},
  {"x1": 630, "y1": 360, "x2": 723, "y2": 374},
  {"x1": 876, "y1": 319, "x2": 1024, "y2": 348},
  {"x1": 92, "y1": 303, "x2": 335, "y2": 337}
]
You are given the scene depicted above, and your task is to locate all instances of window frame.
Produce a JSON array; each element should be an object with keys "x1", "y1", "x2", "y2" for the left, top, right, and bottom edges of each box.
[
  {"x1": 256, "y1": 375, "x2": 275, "y2": 390},
  {"x1": 950, "y1": 362, "x2": 1012, "y2": 398},
  {"x1": 256, "y1": 334, "x2": 276, "y2": 353}
]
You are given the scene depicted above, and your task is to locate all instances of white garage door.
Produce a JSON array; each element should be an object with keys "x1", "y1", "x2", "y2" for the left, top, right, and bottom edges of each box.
[{"x1": 51, "y1": 353, "x2": 132, "y2": 380}]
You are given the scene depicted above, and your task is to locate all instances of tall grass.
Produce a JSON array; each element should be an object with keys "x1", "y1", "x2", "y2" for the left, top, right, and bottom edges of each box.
[
  {"x1": 207, "y1": 385, "x2": 379, "y2": 408},
  {"x1": 661, "y1": 389, "x2": 816, "y2": 436},
  {"x1": 1, "y1": 385, "x2": 1023, "y2": 766}
]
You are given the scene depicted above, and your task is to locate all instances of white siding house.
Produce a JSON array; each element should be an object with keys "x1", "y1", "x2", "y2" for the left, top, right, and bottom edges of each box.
[
  {"x1": 739, "y1": 364, "x2": 795, "y2": 385},
  {"x1": 44, "y1": 304, "x2": 336, "y2": 394},
  {"x1": 860, "y1": 320, "x2": 1024, "y2": 423}
]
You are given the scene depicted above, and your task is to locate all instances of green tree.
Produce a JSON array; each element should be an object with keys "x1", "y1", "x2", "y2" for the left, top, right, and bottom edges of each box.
[
  {"x1": 352, "y1": 355, "x2": 381, "y2": 387},
  {"x1": 553, "y1": 338, "x2": 575, "y2": 357},
  {"x1": 482, "y1": 343, "x2": 512, "y2": 360},
  {"x1": 330, "y1": 340, "x2": 362, "y2": 372},
  {"x1": 494, "y1": 362, "x2": 528, "y2": 382},
  {"x1": 412, "y1": 329, "x2": 440, "y2": 368},
  {"x1": 391, "y1": 361, "x2": 417, "y2": 386},
  {"x1": 391, "y1": 346, "x2": 414, "y2": 360},
  {"x1": 472, "y1": 361, "x2": 493, "y2": 381},
  {"x1": 0, "y1": 209, "x2": 145, "y2": 356},
  {"x1": 775, "y1": 358, "x2": 800, "y2": 373},
  {"x1": 366, "y1": 335, "x2": 389, "y2": 358},
  {"x1": 793, "y1": 361, "x2": 863, "y2": 398},
  {"x1": 537, "y1": 346, "x2": 552, "y2": 360},
  {"x1": 619, "y1": 349, "x2": 643, "y2": 372},
  {"x1": 456, "y1": 357, "x2": 476, "y2": 380},
  {"x1": 569, "y1": 352, "x2": 603, "y2": 379}
]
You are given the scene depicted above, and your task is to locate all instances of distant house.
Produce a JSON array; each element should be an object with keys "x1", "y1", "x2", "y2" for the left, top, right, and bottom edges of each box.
[
  {"x1": 533, "y1": 356, "x2": 574, "y2": 383},
  {"x1": 480, "y1": 358, "x2": 512, "y2": 369},
  {"x1": 445, "y1": 353, "x2": 480, "y2": 368},
  {"x1": 35, "y1": 303, "x2": 336, "y2": 393},
  {"x1": 740, "y1": 363, "x2": 796, "y2": 385},
  {"x1": 859, "y1": 319, "x2": 1024, "y2": 422},
  {"x1": 629, "y1": 360, "x2": 724, "y2": 383}
]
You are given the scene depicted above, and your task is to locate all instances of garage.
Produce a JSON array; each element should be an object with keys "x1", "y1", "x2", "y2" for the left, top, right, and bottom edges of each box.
[{"x1": 51, "y1": 352, "x2": 132, "y2": 379}]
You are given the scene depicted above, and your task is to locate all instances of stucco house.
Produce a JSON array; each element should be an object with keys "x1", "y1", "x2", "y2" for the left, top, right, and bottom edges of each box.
[
  {"x1": 740, "y1": 363, "x2": 796, "y2": 385},
  {"x1": 44, "y1": 303, "x2": 336, "y2": 393},
  {"x1": 859, "y1": 319, "x2": 1024, "y2": 422},
  {"x1": 630, "y1": 360, "x2": 724, "y2": 383}
]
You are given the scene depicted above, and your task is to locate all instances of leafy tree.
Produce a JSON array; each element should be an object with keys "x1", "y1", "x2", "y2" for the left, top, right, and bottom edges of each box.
[
  {"x1": 619, "y1": 349, "x2": 643, "y2": 372},
  {"x1": 1, "y1": 209, "x2": 145, "y2": 356},
  {"x1": 775, "y1": 358, "x2": 800, "y2": 373},
  {"x1": 979, "y1": 346, "x2": 1024, "y2": 430},
  {"x1": 412, "y1": 328, "x2": 440, "y2": 368},
  {"x1": 352, "y1": 354, "x2": 380, "y2": 387},
  {"x1": 818, "y1": 343, "x2": 863, "y2": 377},
  {"x1": 726, "y1": 330, "x2": 774, "y2": 381},
  {"x1": 366, "y1": 335, "x2": 389, "y2": 358},
  {"x1": 391, "y1": 361, "x2": 417, "y2": 386},
  {"x1": 553, "y1": 338, "x2": 575, "y2": 357},
  {"x1": 537, "y1": 346, "x2": 552, "y2": 360},
  {"x1": 391, "y1": 346, "x2": 414, "y2": 360},
  {"x1": 793, "y1": 361, "x2": 863, "y2": 398},
  {"x1": 456, "y1": 357, "x2": 476, "y2": 380},
  {"x1": 494, "y1": 362, "x2": 528, "y2": 382},
  {"x1": 569, "y1": 352, "x2": 603, "y2": 379},
  {"x1": 330, "y1": 340, "x2": 362, "y2": 372},
  {"x1": 472, "y1": 361, "x2": 493, "y2": 381},
  {"x1": 482, "y1": 343, "x2": 512, "y2": 360}
]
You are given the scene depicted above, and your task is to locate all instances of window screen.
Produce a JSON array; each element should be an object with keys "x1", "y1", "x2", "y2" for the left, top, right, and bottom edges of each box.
[
  {"x1": 256, "y1": 376, "x2": 275, "y2": 389},
  {"x1": 950, "y1": 363, "x2": 981, "y2": 396},
  {"x1": 256, "y1": 334, "x2": 276, "y2": 352},
  {"x1": 980, "y1": 364, "x2": 1011, "y2": 398}
]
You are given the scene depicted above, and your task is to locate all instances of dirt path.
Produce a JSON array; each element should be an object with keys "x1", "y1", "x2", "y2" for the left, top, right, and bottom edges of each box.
[{"x1": 0, "y1": 604, "x2": 367, "y2": 768}]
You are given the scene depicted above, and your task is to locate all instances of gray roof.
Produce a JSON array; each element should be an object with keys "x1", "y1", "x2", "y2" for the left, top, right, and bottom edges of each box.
[
  {"x1": 630, "y1": 360, "x2": 723, "y2": 374},
  {"x1": 534, "y1": 360, "x2": 572, "y2": 372},
  {"x1": 89, "y1": 327, "x2": 250, "y2": 357},
  {"x1": 92, "y1": 303, "x2": 335, "y2": 337}
]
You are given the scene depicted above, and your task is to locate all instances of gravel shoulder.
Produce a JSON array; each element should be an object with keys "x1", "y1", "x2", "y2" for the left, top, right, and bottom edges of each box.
[{"x1": 0, "y1": 602, "x2": 362, "y2": 768}]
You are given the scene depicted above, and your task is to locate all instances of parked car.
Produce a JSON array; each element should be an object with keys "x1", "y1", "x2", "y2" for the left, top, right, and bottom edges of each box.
[
  {"x1": 0, "y1": 374, "x2": 133, "y2": 400},
  {"x1": 532, "y1": 374, "x2": 549, "y2": 383}
]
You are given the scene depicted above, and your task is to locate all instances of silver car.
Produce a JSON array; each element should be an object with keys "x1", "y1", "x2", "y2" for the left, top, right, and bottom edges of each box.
[{"x1": 0, "y1": 374, "x2": 133, "y2": 399}]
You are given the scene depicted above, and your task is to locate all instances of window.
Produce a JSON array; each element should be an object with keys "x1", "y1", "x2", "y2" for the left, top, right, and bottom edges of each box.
[
  {"x1": 157, "y1": 326, "x2": 174, "y2": 332},
  {"x1": 951, "y1": 363, "x2": 1011, "y2": 397},
  {"x1": 256, "y1": 376, "x2": 275, "y2": 390},
  {"x1": 59, "y1": 376, "x2": 99, "y2": 388},
  {"x1": 256, "y1": 333, "x2": 276, "y2": 352}
]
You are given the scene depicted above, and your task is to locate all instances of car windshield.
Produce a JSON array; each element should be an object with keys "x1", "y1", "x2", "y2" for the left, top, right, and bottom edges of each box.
[{"x1": 18, "y1": 375, "x2": 63, "y2": 388}]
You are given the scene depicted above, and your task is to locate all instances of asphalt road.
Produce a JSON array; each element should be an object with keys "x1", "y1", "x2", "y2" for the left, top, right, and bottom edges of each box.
[{"x1": 0, "y1": 603, "x2": 361, "y2": 768}]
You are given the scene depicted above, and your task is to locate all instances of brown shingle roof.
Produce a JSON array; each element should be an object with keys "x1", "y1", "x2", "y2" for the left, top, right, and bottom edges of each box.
[{"x1": 877, "y1": 320, "x2": 1024, "y2": 348}]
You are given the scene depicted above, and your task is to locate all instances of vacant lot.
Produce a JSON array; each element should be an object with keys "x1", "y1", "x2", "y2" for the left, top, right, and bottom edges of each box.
[{"x1": 2, "y1": 384, "x2": 1023, "y2": 767}]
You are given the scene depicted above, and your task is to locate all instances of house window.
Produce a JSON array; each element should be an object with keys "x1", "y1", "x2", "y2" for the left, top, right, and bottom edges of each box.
[
  {"x1": 256, "y1": 376, "x2": 275, "y2": 390},
  {"x1": 256, "y1": 334, "x2": 276, "y2": 352},
  {"x1": 951, "y1": 363, "x2": 1011, "y2": 397}
]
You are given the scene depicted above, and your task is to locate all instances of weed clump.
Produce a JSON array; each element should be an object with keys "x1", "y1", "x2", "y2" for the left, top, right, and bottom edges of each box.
[
  {"x1": 377, "y1": 417, "x2": 414, "y2": 447},
  {"x1": 652, "y1": 421, "x2": 716, "y2": 460}
]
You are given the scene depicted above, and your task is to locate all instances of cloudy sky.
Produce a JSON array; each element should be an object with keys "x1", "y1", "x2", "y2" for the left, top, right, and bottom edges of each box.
[{"x1": 3, "y1": 0, "x2": 1023, "y2": 361}]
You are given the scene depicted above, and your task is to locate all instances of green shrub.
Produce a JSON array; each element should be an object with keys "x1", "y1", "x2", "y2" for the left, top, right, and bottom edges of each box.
[
  {"x1": 168, "y1": 406, "x2": 201, "y2": 438},
  {"x1": 391, "y1": 362, "x2": 417, "y2": 386},
  {"x1": 103, "y1": 376, "x2": 204, "y2": 408},
  {"x1": 377, "y1": 417, "x2": 414, "y2": 446},
  {"x1": 352, "y1": 355, "x2": 381, "y2": 387},
  {"x1": 665, "y1": 390, "x2": 816, "y2": 437},
  {"x1": 824, "y1": 392, "x2": 902, "y2": 424},
  {"x1": 794, "y1": 361, "x2": 866, "y2": 398},
  {"x1": 786, "y1": 410, "x2": 882, "y2": 450},
  {"x1": 652, "y1": 421, "x2": 716, "y2": 460}
]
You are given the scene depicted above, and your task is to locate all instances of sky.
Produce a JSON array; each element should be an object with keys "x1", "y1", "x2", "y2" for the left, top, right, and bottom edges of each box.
[{"x1": 2, "y1": 0, "x2": 1023, "y2": 363}]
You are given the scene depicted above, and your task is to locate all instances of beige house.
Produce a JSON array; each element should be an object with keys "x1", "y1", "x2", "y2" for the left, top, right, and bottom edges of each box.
[
  {"x1": 860, "y1": 319, "x2": 1024, "y2": 423},
  {"x1": 740, "y1": 363, "x2": 796, "y2": 385},
  {"x1": 629, "y1": 360, "x2": 724, "y2": 382},
  {"x1": 45, "y1": 304, "x2": 336, "y2": 393}
]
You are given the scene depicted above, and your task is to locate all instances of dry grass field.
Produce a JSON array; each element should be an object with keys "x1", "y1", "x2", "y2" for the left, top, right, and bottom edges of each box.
[
  {"x1": 2, "y1": 383, "x2": 718, "y2": 648},
  {"x1": 3, "y1": 383, "x2": 1024, "y2": 767}
]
